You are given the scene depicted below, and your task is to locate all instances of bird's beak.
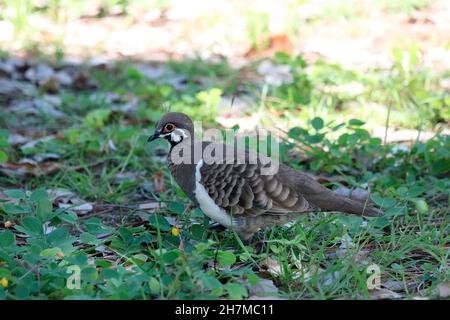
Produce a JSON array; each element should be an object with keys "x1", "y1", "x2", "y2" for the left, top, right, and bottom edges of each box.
[{"x1": 148, "y1": 131, "x2": 161, "y2": 142}]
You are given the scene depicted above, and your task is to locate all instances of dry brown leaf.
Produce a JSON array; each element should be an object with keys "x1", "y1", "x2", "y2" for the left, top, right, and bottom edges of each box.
[
  {"x1": 47, "y1": 188, "x2": 75, "y2": 202},
  {"x1": 369, "y1": 288, "x2": 402, "y2": 300},
  {"x1": 7, "y1": 133, "x2": 32, "y2": 146},
  {"x1": 301, "y1": 265, "x2": 325, "y2": 281},
  {"x1": 435, "y1": 281, "x2": 450, "y2": 298},
  {"x1": 138, "y1": 202, "x2": 163, "y2": 211},
  {"x1": 24, "y1": 63, "x2": 54, "y2": 83},
  {"x1": 261, "y1": 257, "x2": 282, "y2": 276},
  {"x1": 152, "y1": 171, "x2": 166, "y2": 193},
  {"x1": 0, "y1": 78, "x2": 36, "y2": 97},
  {"x1": 20, "y1": 135, "x2": 58, "y2": 151},
  {"x1": 72, "y1": 71, "x2": 98, "y2": 90},
  {"x1": 382, "y1": 280, "x2": 404, "y2": 291},
  {"x1": 59, "y1": 201, "x2": 93, "y2": 215},
  {"x1": 247, "y1": 278, "x2": 279, "y2": 297},
  {"x1": 0, "y1": 161, "x2": 60, "y2": 178}
]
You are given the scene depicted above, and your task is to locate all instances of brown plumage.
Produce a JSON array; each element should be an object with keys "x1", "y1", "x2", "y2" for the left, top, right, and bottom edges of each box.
[{"x1": 148, "y1": 112, "x2": 383, "y2": 240}]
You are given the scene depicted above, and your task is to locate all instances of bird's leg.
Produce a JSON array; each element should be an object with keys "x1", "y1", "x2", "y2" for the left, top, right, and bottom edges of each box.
[{"x1": 237, "y1": 231, "x2": 255, "y2": 245}]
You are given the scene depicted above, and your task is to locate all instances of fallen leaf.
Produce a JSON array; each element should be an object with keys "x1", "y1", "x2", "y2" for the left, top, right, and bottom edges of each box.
[
  {"x1": 138, "y1": 202, "x2": 162, "y2": 211},
  {"x1": 31, "y1": 153, "x2": 60, "y2": 163},
  {"x1": 0, "y1": 78, "x2": 36, "y2": 97},
  {"x1": 47, "y1": 188, "x2": 75, "y2": 202},
  {"x1": 256, "y1": 60, "x2": 293, "y2": 86},
  {"x1": 247, "y1": 278, "x2": 279, "y2": 297},
  {"x1": 33, "y1": 98, "x2": 65, "y2": 117},
  {"x1": 261, "y1": 257, "x2": 282, "y2": 276},
  {"x1": 24, "y1": 63, "x2": 54, "y2": 83},
  {"x1": 134, "y1": 63, "x2": 166, "y2": 80},
  {"x1": 0, "y1": 61, "x2": 14, "y2": 76},
  {"x1": 435, "y1": 281, "x2": 450, "y2": 298},
  {"x1": 20, "y1": 135, "x2": 57, "y2": 151},
  {"x1": 382, "y1": 280, "x2": 404, "y2": 291},
  {"x1": 59, "y1": 201, "x2": 93, "y2": 215},
  {"x1": 368, "y1": 288, "x2": 402, "y2": 300},
  {"x1": 0, "y1": 161, "x2": 60, "y2": 178},
  {"x1": 9, "y1": 99, "x2": 65, "y2": 118},
  {"x1": 53, "y1": 71, "x2": 73, "y2": 86},
  {"x1": 152, "y1": 171, "x2": 166, "y2": 193},
  {"x1": 7, "y1": 133, "x2": 32, "y2": 146},
  {"x1": 112, "y1": 171, "x2": 141, "y2": 184},
  {"x1": 72, "y1": 71, "x2": 97, "y2": 90}
]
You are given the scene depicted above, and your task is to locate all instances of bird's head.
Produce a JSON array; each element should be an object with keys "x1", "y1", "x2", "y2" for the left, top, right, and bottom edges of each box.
[{"x1": 148, "y1": 112, "x2": 194, "y2": 146}]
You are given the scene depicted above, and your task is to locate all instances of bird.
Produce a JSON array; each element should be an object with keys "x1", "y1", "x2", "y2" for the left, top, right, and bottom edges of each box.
[{"x1": 148, "y1": 112, "x2": 383, "y2": 240}]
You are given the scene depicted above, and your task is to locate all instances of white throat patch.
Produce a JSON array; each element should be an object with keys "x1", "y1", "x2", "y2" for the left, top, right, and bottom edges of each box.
[
  {"x1": 194, "y1": 159, "x2": 235, "y2": 228},
  {"x1": 170, "y1": 128, "x2": 188, "y2": 143}
]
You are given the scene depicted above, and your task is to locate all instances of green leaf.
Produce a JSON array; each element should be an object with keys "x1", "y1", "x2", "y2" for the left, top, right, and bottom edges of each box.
[
  {"x1": 118, "y1": 227, "x2": 134, "y2": 245},
  {"x1": 21, "y1": 216, "x2": 43, "y2": 235},
  {"x1": 0, "y1": 230, "x2": 15, "y2": 247},
  {"x1": 396, "y1": 186, "x2": 408, "y2": 199},
  {"x1": 412, "y1": 199, "x2": 428, "y2": 214},
  {"x1": 369, "y1": 217, "x2": 390, "y2": 229},
  {"x1": 0, "y1": 150, "x2": 7, "y2": 163},
  {"x1": 168, "y1": 201, "x2": 185, "y2": 215},
  {"x1": 217, "y1": 251, "x2": 236, "y2": 267},
  {"x1": 84, "y1": 109, "x2": 112, "y2": 128},
  {"x1": 225, "y1": 283, "x2": 248, "y2": 300},
  {"x1": 2, "y1": 204, "x2": 28, "y2": 215},
  {"x1": 246, "y1": 273, "x2": 261, "y2": 286},
  {"x1": 3, "y1": 189, "x2": 26, "y2": 199},
  {"x1": 58, "y1": 212, "x2": 78, "y2": 224},
  {"x1": 385, "y1": 207, "x2": 406, "y2": 217},
  {"x1": 311, "y1": 117, "x2": 324, "y2": 130},
  {"x1": 288, "y1": 127, "x2": 308, "y2": 140},
  {"x1": 40, "y1": 247, "x2": 62, "y2": 257},
  {"x1": 80, "y1": 232, "x2": 98, "y2": 244},
  {"x1": 349, "y1": 119, "x2": 365, "y2": 126},
  {"x1": 305, "y1": 134, "x2": 323, "y2": 144},
  {"x1": 30, "y1": 189, "x2": 53, "y2": 221},
  {"x1": 47, "y1": 227, "x2": 69, "y2": 245},
  {"x1": 370, "y1": 194, "x2": 396, "y2": 208},
  {"x1": 30, "y1": 188, "x2": 48, "y2": 202},
  {"x1": 149, "y1": 277, "x2": 160, "y2": 294},
  {"x1": 163, "y1": 250, "x2": 181, "y2": 264},
  {"x1": 200, "y1": 274, "x2": 222, "y2": 291},
  {"x1": 408, "y1": 186, "x2": 425, "y2": 198},
  {"x1": 148, "y1": 214, "x2": 172, "y2": 231},
  {"x1": 431, "y1": 159, "x2": 450, "y2": 175},
  {"x1": 95, "y1": 260, "x2": 112, "y2": 268}
]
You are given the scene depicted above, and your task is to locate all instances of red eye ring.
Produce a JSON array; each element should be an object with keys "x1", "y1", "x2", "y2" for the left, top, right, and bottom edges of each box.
[{"x1": 163, "y1": 123, "x2": 175, "y2": 133}]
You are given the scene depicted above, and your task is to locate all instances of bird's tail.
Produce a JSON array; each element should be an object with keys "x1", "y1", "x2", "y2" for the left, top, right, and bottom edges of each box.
[{"x1": 296, "y1": 173, "x2": 384, "y2": 217}]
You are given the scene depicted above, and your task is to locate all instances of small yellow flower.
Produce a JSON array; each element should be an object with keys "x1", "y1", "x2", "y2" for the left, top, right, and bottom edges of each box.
[
  {"x1": 0, "y1": 278, "x2": 8, "y2": 288},
  {"x1": 56, "y1": 252, "x2": 65, "y2": 258},
  {"x1": 171, "y1": 227, "x2": 179, "y2": 237}
]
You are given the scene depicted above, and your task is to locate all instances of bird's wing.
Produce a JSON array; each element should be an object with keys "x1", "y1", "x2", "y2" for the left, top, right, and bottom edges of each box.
[{"x1": 199, "y1": 160, "x2": 310, "y2": 217}]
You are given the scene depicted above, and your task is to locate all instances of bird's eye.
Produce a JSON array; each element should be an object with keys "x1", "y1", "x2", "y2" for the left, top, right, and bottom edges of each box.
[{"x1": 163, "y1": 123, "x2": 175, "y2": 133}]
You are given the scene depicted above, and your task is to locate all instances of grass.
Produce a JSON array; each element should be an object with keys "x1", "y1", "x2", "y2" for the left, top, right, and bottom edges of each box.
[{"x1": 0, "y1": 50, "x2": 448, "y2": 300}]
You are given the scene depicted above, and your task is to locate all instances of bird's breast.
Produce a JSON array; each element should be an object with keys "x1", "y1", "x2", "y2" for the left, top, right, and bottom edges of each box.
[{"x1": 193, "y1": 159, "x2": 235, "y2": 228}]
